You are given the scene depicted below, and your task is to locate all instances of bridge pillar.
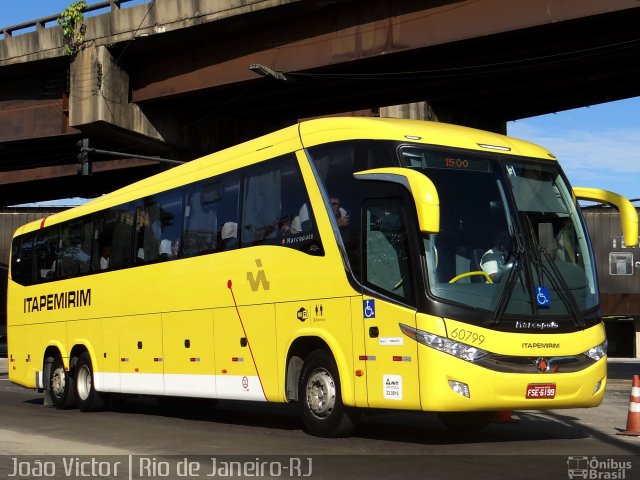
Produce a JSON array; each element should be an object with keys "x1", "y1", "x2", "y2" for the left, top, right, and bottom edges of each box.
[
  {"x1": 379, "y1": 102, "x2": 439, "y2": 122},
  {"x1": 69, "y1": 45, "x2": 168, "y2": 144}
]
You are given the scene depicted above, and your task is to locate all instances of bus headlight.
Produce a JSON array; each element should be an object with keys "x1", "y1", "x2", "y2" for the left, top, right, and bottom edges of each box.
[
  {"x1": 584, "y1": 340, "x2": 607, "y2": 361},
  {"x1": 399, "y1": 324, "x2": 489, "y2": 362}
]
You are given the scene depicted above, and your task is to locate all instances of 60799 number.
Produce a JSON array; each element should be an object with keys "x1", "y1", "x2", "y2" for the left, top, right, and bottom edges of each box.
[{"x1": 449, "y1": 328, "x2": 485, "y2": 345}]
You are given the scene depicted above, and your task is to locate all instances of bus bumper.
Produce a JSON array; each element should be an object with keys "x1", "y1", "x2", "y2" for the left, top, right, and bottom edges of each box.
[{"x1": 418, "y1": 348, "x2": 607, "y2": 411}]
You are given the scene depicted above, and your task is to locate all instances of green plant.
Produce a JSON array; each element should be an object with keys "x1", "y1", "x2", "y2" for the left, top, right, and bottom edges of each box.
[{"x1": 58, "y1": 0, "x2": 88, "y2": 56}]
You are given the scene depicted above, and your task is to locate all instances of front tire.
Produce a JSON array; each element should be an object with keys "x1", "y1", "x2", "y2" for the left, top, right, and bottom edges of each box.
[
  {"x1": 74, "y1": 352, "x2": 106, "y2": 412},
  {"x1": 298, "y1": 349, "x2": 358, "y2": 437},
  {"x1": 48, "y1": 355, "x2": 75, "y2": 409}
]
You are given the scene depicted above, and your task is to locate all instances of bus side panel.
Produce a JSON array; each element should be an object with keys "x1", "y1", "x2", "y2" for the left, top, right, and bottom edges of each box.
[
  {"x1": 8, "y1": 322, "x2": 67, "y2": 389},
  {"x1": 214, "y1": 305, "x2": 274, "y2": 401},
  {"x1": 360, "y1": 299, "x2": 420, "y2": 410},
  {"x1": 67, "y1": 317, "x2": 103, "y2": 377},
  {"x1": 98, "y1": 317, "x2": 121, "y2": 392},
  {"x1": 118, "y1": 314, "x2": 164, "y2": 395},
  {"x1": 7, "y1": 324, "x2": 33, "y2": 388},
  {"x1": 277, "y1": 297, "x2": 356, "y2": 406},
  {"x1": 349, "y1": 297, "x2": 368, "y2": 408},
  {"x1": 163, "y1": 310, "x2": 216, "y2": 398}
]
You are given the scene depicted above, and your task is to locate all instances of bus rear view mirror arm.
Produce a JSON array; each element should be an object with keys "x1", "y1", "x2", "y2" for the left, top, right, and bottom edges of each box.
[
  {"x1": 573, "y1": 187, "x2": 638, "y2": 247},
  {"x1": 354, "y1": 168, "x2": 440, "y2": 233}
]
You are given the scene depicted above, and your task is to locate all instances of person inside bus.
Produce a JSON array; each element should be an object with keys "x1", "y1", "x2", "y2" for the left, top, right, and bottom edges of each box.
[
  {"x1": 60, "y1": 236, "x2": 91, "y2": 276},
  {"x1": 480, "y1": 230, "x2": 511, "y2": 281},
  {"x1": 330, "y1": 196, "x2": 349, "y2": 227},
  {"x1": 99, "y1": 245, "x2": 111, "y2": 270},
  {"x1": 286, "y1": 203, "x2": 310, "y2": 234},
  {"x1": 220, "y1": 221, "x2": 238, "y2": 250},
  {"x1": 159, "y1": 239, "x2": 173, "y2": 260}
]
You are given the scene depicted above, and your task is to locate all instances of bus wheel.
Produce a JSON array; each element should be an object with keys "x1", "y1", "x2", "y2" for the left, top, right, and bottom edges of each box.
[
  {"x1": 48, "y1": 355, "x2": 75, "y2": 410},
  {"x1": 437, "y1": 411, "x2": 494, "y2": 432},
  {"x1": 298, "y1": 349, "x2": 358, "y2": 437},
  {"x1": 74, "y1": 352, "x2": 106, "y2": 412}
]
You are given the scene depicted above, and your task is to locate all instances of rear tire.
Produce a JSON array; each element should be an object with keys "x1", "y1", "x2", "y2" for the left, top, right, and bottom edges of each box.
[
  {"x1": 298, "y1": 349, "x2": 358, "y2": 437},
  {"x1": 74, "y1": 352, "x2": 107, "y2": 412},
  {"x1": 48, "y1": 354, "x2": 75, "y2": 410}
]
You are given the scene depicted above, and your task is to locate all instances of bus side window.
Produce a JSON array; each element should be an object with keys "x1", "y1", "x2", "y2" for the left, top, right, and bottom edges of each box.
[
  {"x1": 35, "y1": 227, "x2": 59, "y2": 282},
  {"x1": 183, "y1": 180, "x2": 224, "y2": 256},
  {"x1": 242, "y1": 163, "x2": 282, "y2": 246},
  {"x1": 136, "y1": 191, "x2": 184, "y2": 262},
  {"x1": 11, "y1": 233, "x2": 35, "y2": 285},
  {"x1": 94, "y1": 205, "x2": 135, "y2": 270},
  {"x1": 58, "y1": 219, "x2": 92, "y2": 278},
  {"x1": 216, "y1": 175, "x2": 240, "y2": 252},
  {"x1": 135, "y1": 199, "x2": 160, "y2": 263},
  {"x1": 241, "y1": 154, "x2": 322, "y2": 254}
]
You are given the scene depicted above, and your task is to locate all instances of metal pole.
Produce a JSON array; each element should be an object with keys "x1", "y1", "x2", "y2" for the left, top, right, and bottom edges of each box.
[{"x1": 82, "y1": 148, "x2": 186, "y2": 165}]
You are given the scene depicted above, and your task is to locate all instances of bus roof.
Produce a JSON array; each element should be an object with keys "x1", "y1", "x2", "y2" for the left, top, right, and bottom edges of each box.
[
  {"x1": 15, "y1": 117, "x2": 555, "y2": 236},
  {"x1": 298, "y1": 117, "x2": 555, "y2": 160}
]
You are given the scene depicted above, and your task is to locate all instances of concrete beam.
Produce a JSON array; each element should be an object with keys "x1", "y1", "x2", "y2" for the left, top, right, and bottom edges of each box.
[
  {"x1": 69, "y1": 45, "x2": 168, "y2": 144},
  {"x1": 0, "y1": 0, "x2": 304, "y2": 67}
]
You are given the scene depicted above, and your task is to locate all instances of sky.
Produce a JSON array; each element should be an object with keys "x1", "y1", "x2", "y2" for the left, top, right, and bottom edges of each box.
[
  {"x1": 2, "y1": 1, "x2": 639, "y2": 205},
  {"x1": 508, "y1": 100, "x2": 640, "y2": 202}
]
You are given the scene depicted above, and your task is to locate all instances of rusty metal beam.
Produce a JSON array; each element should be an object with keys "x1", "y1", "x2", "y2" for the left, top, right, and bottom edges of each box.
[
  {"x1": 130, "y1": 0, "x2": 640, "y2": 103},
  {"x1": 0, "y1": 158, "x2": 158, "y2": 186},
  {"x1": 0, "y1": 99, "x2": 78, "y2": 142}
]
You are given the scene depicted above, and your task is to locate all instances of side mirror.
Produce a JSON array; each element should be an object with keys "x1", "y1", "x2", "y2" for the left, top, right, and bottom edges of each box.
[
  {"x1": 354, "y1": 168, "x2": 440, "y2": 233},
  {"x1": 573, "y1": 187, "x2": 638, "y2": 247}
]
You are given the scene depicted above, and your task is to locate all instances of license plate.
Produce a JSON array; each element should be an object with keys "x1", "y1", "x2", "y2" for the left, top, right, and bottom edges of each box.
[{"x1": 526, "y1": 383, "x2": 556, "y2": 399}]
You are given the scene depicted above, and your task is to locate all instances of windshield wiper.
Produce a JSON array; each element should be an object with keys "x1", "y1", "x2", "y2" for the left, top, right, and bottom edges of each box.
[
  {"x1": 539, "y1": 247, "x2": 585, "y2": 328},
  {"x1": 523, "y1": 215, "x2": 585, "y2": 328},
  {"x1": 489, "y1": 246, "x2": 524, "y2": 326}
]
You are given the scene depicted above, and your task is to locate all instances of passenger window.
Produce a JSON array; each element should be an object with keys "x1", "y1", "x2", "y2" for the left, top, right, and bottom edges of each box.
[
  {"x1": 11, "y1": 233, "x2": 35, "y2": 285},
  {"x1": 35, "y1": 227, "x2": 59, "y2": 282},
  {"x1": 364, "y1": 199, "x2": 414, "y2": 302},
  {"x1": 215, "y1": 176, "x2": 240, "y2": 252},
  {"x1": 241, "y1": 154, "x2": 323, "y2": 255},
  {"x1": 182, "y1": 175, "x2": 240, "y2": 256},
  {"x1": 94, "y1": 205, "x2": 135, "y2": 270},
  {"x1": 58, "y1": 219, "x2": 92, "y2": 278},
  {"x1": 183, "y1": 183, "x2": 219, "y2": 256},
  {"x1": 135, "y1": 191, "x2": 184, "y2": 263}
]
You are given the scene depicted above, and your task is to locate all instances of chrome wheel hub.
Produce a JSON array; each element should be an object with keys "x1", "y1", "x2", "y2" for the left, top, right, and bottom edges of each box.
[
  {"x1": 51, "y1": 366, "x2": 66, "y2": 398},
  {"x1": 305, "y1": 368, "x2": 336, "y2": 419},
  {"x1": 76, "y1": 364, "x2": 92, "y2": 401}
]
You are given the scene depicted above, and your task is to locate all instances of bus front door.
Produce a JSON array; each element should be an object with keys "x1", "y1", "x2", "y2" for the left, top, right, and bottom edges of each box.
[{"x1": 359, "y1": 194, "x2": 420, "y2": 409}]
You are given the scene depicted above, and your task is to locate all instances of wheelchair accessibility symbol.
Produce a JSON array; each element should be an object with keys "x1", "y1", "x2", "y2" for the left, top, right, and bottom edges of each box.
[
  {"x1": 363, "y1": 299, "x2": 376, "y2": 319},
  {"x1": 536, "y1": 286, "x2": 551, "y2": 308}
]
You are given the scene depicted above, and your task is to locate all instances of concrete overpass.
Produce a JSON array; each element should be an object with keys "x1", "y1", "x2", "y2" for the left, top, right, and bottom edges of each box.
[{"x1": 2, "y1": 0, "x2": 640, "y2": 204}]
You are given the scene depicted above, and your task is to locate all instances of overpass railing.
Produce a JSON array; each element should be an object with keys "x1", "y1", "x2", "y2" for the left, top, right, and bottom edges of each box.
[{"x1": 1, "y1": 0, "x2": 143, "y2": 40}]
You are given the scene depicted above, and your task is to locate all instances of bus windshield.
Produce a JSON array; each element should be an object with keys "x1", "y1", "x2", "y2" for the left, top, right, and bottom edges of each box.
[{"x1": 400, "y1": 146, "x2": 598, "y2": 323}]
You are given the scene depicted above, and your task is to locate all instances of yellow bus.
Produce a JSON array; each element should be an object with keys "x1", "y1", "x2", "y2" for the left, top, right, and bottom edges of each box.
[{"x1": 8, "y1": 117, "x2": 638, "y2": 437}]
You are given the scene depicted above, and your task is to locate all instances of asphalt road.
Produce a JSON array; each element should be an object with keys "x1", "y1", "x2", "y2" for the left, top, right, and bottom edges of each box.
[{"x1": 0, "y1": 358, "x2": 638, "y2": 479}]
